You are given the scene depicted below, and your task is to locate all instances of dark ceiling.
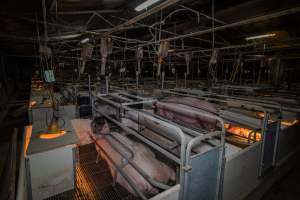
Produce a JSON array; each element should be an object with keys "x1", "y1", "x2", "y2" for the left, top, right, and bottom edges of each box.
[{"x1": 0, "y1": 0, "x2": 300, "y2": 61}]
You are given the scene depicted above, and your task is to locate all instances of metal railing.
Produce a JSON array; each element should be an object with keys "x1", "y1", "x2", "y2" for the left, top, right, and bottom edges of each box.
[{"x1": 91, "y1": 92, "x2": 226, "y2": 200}]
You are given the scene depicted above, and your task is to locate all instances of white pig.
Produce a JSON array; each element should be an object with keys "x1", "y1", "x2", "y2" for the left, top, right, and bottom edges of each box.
[{"x1": 91, "y1": 118, "x2": 176, "y2": 196}]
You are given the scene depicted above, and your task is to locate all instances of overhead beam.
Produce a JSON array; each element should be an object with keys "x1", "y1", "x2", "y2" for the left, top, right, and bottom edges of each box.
[
  {"x1": 104, "y1": 0, "x2": 181, "y2": 35},
  {"x1": 20, "y1": 16, "x2": 100, "y2": 35},
  {"x1": 110, "y1": 15, "x2": 226, "y2": 45},
  {"x1": 147, "y1": 6, "x2": 300, "y2": 44},
  {"x1": 57, "y1": 10, "x2": 123, "y2": 15},
  {"x1": 20, "y1": 17, "x2": 143, "y2": 39}
]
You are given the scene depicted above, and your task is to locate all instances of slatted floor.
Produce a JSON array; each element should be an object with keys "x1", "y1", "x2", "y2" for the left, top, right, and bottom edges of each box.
[{"x1": 47, "y1": 144, "x2": 139, "y2": 200}]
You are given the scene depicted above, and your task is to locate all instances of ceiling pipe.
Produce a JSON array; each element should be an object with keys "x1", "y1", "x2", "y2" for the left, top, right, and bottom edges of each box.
[
  {"x1": 103, "y1": 0, "x2": 181, "y2": 36},
  {"x1": 20, "y1": 17, "x2": 143, "y2": 40},
  {"x1": 179, "y1": 5, "x2": 225, "y2": 25},
  {"x1": 172, "y1": 42, "x2": 300, "y2": 58},
  {"x1": 111, "y1": 15, "x2": 225, "y2": 45},
  {"x1": 57, "y1": 10, "x2": 123, "y2": 15},
  {"x1": 142, "y1": 6, "x2": 300, "y2": 45},
  {"x1": 21, "y1": 16, "x2": 100, "y2": 35}
]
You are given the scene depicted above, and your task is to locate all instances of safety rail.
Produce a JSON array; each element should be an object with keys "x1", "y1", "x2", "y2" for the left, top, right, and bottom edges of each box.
[
  {"x1": 162, "y1": 88, "x2": 285, "y2": 175},
  {"x1": 92, "y1": 93, "x2": 226, "y2": 200},
  {"x1": 93, "y1": 98, "x2": 186, "y2": 200},
  {"x1": 184, "y1": 131, "x2": 225, "y2": 200}
]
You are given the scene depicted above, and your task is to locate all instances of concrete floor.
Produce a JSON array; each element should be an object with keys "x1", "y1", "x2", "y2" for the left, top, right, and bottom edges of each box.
[
  {"x1": 1, "y1": 128, "x2": 299, "y2": 199},
  {"x1": 262, "y1": 157, "x2": 300, "y2": 200}
]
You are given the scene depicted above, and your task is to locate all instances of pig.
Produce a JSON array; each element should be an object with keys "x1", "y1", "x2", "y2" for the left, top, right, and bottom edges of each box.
[
  {"x1": 160, "y1": 97, "x2": 218, "y2": 114},
  {"x1": 91, "y1": 117, "x2": 176, "y2": 196},
  {"x1": 97, "y1": 104, "x2": 118, "y2": 116},
  {"x1": 71, "y1": 119, "x2": 93, "y2": 145},
  {"x1": 155, "y1": 97, "x2": 219, "y2": 131}
]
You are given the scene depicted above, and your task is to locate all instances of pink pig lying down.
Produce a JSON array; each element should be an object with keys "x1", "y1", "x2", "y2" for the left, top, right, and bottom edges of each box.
[
  {"x1": 71, "y1": 119, "x2": 93, "y2": 145},
  {"x1": 90, "y1": 117, "x2": 176, "y2": 196},
  {"x1": 155, "y1": 97, "x2": 219, "y2": 131}
]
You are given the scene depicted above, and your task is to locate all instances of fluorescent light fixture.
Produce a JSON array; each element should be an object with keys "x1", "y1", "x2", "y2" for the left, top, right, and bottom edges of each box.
[
  {"x1": 49, "y1": 33, "x2": 82, "y2": 41},
  {"x1": 80, "y1": 38, "x2": 90, "y2": 44},
  {"x1": 245, "y1": 33, "x2": 276, "y2": 41},
  {"x1": 135, "y1": 0, "x2": 161, "y2": 12}
]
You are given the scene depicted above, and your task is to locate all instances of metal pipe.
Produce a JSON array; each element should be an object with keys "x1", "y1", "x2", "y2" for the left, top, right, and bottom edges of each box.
[
  {"x1": 102, "y1": 133, "x2": 172, "y2": 190},
  {"x1": 105, "y1": 76, "x2": 109, "y2": 95},
  {"x1": 136, "y1": 71, "x2": 139, "y2": 90},
  {"x1": 57, "y1": 10, "x2": 123, "y2": 15},
  {"x1": 144, "y1": 7, "x2": 300, "y2": 45},
  {"x1": 94, "y1": 107, "x2": 182, "y2": 164},
  {"x1": 91, "y1": 136, "x2": 148, "y2": 200},
  {"x1": 94, "y1": 12, "x2": 115, "y2": 27},
  {"x1": 110, "y1": 93, "x2": 133, "y2": 102},
  {"x1": 96, "y1": 95, "x2": 186, "y2": 143},
  {"x1": 138, "y1": 108, "x2": 206, "y2": 137},
  {"x1": 163, "y1": 88, "x2": 279, "y2": 177},
  {"x1": 122, "y1": 99, "x2": 156, "y2": 106},
  {"x1": 106, "y1": 133, "x2": 135, "y2": 158},
  {"x1": 179, "y1": 5, "x2": 225, "y2": 24},
  {"x1": 126, "y1": 110, "x2": 182, "y2": 143},
  {"x1": 116, "y1": 91, "x2": 149, "y2": 101},
  {"x1": 184, "y1": 73, "x2": 187, "y2": 88},
  {"x1": 259, "y1": 110, "x2": 269, "y2": 176},
  {"x1": 184, "y1": 131, "x2": 225, "y2": 200},
  {"x1": 156, "y1": 102, "x2": 226, "y2": 132},
  {"x1": 128, "y1": 104, "x2": 222, "y2": 149},
  {"x1": 110, "y1": 15, "x2": 222, "y2": 45},
  {"x1": 163, "y1": 89, "x2": 268, "y2": 129},
  {"x1": 20, "y1": 17, "x2": 100, "y2": 35},
  {"x1": 104, "y1": 0, "x2": 180, "y2": 36},
  {"x1": 123, "y1": 100, "x2": 225, "y2": 148},
  {"x1": 173, "y1": 87, "x2": 299, "y2": 113},
  {"x1": 93, "y1": 94, "x2": 188, "y2": 195},
  {"x1": 161, "y1": 71, "x2": 165, "y2": 90},
  {"x1": 93, "y1": 92, "x2": 236, "y2": 199}
]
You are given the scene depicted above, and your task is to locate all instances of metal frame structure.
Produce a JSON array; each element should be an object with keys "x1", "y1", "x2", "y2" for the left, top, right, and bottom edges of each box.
[
  {"x1": 165, "y1": 87, "x2": 300, "y2": 164},
  {"x1": 91, "y1": 91, "x2": 226, "y2": 200},
  {"x1": 158, "y1": 87, "x2": 300, "y2": 199}
]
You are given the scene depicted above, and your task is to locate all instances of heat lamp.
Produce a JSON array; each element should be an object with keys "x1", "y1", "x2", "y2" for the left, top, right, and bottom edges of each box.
[{"x1": 40, "y1": 117, "x2": 66, "y2": 139}]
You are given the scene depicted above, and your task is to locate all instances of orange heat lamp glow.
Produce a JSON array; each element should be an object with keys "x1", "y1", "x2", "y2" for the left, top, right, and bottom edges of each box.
[
  {"x1": 39, "y1": 130, "x2": 66, "y2": 139},
  {"x1": 257, "y1": 112, "x2": 298, "y2": 127},
  {"x1": 225, "y1": 124, "x2": 261, "y2": 141},
  {"x1": 29, "y1": 101, "x2": 37, "y2": 108},
  {"x1": 39, "y1": 119, "x2": 66, "y2": 139},
  {"x1": 281, "y1": 119, "x2": 298, "y2": 127},
  {"x1": 24, "y1": 125, "x2": 32, "y2": 155},
  {"x1": 257, "y1": 112, "x2": 265, "y2": 118}
]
